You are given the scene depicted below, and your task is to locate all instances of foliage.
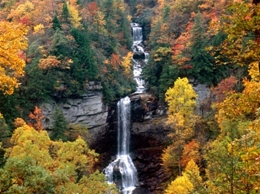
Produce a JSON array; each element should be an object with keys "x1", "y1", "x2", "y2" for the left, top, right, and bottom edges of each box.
[
  {"x1": 162, "y1": 77, "x2": 198, "y2": 176},
  {"x1": 165, "y1": 77, "x2": 197, "y2": 128},
  {"x1": 214, "y1": 1, "x2": 260, "y2": 67},
  {"x1": 204, "y1": 59, "x2": 260, "y2": 193},
  {"x1": 180, "y1": 140, "x2": 201, "y2": 168},
  {"x1": 0, "y1": 0, "x2": 135, "y2": 114},
  {"x1": 164, "y1": 160, "x2": 202, "y2": 194},
  {"x1": 212, "y1": 76, "x2": 237, "y2": 103},
  {"x1": 190, "y1": 12, "x2": 215, "y2": 84},
  {"x1": 0, "y1": 21, "x2": 28, "y2": 95},
  {"x1": 51, "y1": 107, "x2": 68, "y2": 141},
  {"x1": 0, "y1": 120, "x2": 117, "y2": 193},
  {"x1": 28, "y1": 106, "x2": 44, "y2": 131}
]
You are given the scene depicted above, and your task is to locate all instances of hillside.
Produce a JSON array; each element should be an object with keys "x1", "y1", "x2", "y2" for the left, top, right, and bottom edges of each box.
[{"x1": 0, "y1": 0, "x2": 260, "y2": 193}]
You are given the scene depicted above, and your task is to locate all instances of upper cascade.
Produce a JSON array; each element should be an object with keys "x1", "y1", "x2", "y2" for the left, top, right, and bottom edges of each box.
[
  {"x1": 131, "y1": 23, "x2": 145, "y2": 56},
  {"x1": 131, "y1": 23, "x2": 143, "y2": 44},
  {"x1": 131, "y1": 23, "x2": 147, "y2": 93}
]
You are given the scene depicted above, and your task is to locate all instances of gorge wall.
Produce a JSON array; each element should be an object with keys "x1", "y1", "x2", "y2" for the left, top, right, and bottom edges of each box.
[{"x1": 40, "y1": 82, "x2": 108, "y2": 144}]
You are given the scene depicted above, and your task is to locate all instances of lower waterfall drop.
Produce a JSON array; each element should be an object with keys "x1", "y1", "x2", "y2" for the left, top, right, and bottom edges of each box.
[{"x1": 104, "y1": 97, "x2": 138, "y2": 194}]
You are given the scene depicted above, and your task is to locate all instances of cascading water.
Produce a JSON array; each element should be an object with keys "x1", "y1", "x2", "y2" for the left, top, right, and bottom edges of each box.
[
  {"x1": 104, "y1": 23, "x2": 147, "y2": 193},
  {"x1": 131, "y1": 23, "x2": 148, "y2": 93},
  {"x1": 104, "y1": 97, "x2": 137, "y2": 193}
]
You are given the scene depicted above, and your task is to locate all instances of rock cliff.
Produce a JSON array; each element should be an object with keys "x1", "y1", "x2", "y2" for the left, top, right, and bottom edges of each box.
[{"x1": 41, "y1": 90, "x2": 108, "y2": 144}]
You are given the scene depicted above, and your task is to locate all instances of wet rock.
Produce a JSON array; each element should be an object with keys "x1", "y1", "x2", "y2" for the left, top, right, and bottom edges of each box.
[{"x1": 129, "y1": 93, "x2": 163, "y2": 122}]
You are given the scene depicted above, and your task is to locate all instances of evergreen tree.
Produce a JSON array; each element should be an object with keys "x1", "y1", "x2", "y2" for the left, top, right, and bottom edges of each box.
[
  {"x1": 70, "y1": 26, "x2": 97, "y2": 80},
  {"x1": 190, "y1": 12, "x2": 214, "y2": 84},
  {"x1": 61, "y1": 2, "x2": 71, "y2": 25},
  {"x1": 52, "y1": 14, "x2": 61, "y2": 30},
  {"x1": 51, "y1": 107, "x2": 68, "y2": 141}
]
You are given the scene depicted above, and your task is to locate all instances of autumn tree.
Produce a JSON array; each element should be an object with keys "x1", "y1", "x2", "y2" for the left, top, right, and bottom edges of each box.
[
  {"x1": 204, "y1": 62, "x2": 260, "y2": 193},
  {"x1": 215, "y1": 1, "x2": 260, "y2": 67},
  {"x1": 212, "y1": 76, "x2": 237, "y2": 103},
  {"x1": 28, "y1": 106, "x2": 44, "y2": 131},
  {"x1": 180, "y1": 140, "x2": 201, "y2": 168},
  {"x1": 0, "y1": 21, "x2": 28, "y2": 95},
  {"x1": 162, "y1": 77, "x2": 198, "y2": 176},
  {"x1": 121, "y1": 52, "x2": 133, "y2": 76},
  {"x1": 165, "y1": 160, "x2": 202, "y2": 194},
  {"x1": 0, "y1": 120, "x2": 117, "y2": 193}
]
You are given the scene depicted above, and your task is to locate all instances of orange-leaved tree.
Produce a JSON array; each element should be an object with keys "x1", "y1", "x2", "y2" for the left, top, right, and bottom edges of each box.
[
  {"x1": 0, "y1": 21, "x2": 28, "y2": 95},
  {"x1": 28, "y1": 106, "x2": 44, "y2": 131}
]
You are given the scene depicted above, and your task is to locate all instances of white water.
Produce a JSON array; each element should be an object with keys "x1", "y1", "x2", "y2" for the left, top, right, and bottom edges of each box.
[
  {"x1": 104, "y1": 23, "x2": 148, "y2": 193},
  {"x1": 132, "y1": 23, "x2": 147, "y2": 93},
  {"x1": 104, "y1": 97, "x2": 138, "y2": 193}
]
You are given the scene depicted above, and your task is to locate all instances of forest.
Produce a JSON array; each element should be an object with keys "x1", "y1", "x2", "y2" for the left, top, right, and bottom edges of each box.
[{"x1": 0, "y1": 0, "x2": 260, "y2": 193}]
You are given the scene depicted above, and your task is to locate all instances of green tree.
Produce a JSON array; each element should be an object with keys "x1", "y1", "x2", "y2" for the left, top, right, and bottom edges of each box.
[
  {"x1": 51, "y1": 107, "x2": 68, "y2": 141},
  {"x1": 52, "y1": 14, "x2": 61, "y2": 30},
  {"x1": 190, "y1": 12, "x2": 214, "y2": 84},
  {"x1": 70, "y1": 26, "x2": 97, "y2": 80},
  {"x1": 0, "y1": 156, "x2": 55, "y2": 194}
]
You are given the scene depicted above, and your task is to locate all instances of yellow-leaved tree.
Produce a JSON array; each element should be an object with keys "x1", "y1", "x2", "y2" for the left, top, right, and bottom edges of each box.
[
  {"x1": 0, "y1": 21, "x2": 28, "y2": 95},
  {"x1": 165, "y1": 77, "x2": 197, "y2": 129},
  {"x1": 204, "y1": 61, "x2": 260, "y2": 193},
  {"x1": 162, "y1": 77, "x2": 198, "y2": 176},
  {"x1": 0, "y1": 119, "x2": 118, "y2": 193},
  {"x1": 165, "y1": 160, "x2": 202, "y2": 194},
  {"x1": 121, "y1": 52, "x2": 133, "y2": 76}
]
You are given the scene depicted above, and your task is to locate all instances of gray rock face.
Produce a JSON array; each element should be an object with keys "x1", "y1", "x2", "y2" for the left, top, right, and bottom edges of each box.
[
  {"x1": 193, "y1": 84, "x2": 212, "y2": 116},
  {"x1": 41, "y1": 91, "x2": 108, "y2": 143}
]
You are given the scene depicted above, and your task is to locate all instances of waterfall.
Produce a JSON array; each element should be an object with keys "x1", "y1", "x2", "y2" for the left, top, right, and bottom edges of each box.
[
  {"x1": 132, "y1": 23, "x2": 147, "y2": 93},
  {"x1": 104, "y1": 23, "x2": 146, "y2": 193},
  {"x1": 104, "y1": 97, "x2": 137, "y2": 193},
  {"x1": 132, "y1": 23, "x2": 143, "y2": 44}
]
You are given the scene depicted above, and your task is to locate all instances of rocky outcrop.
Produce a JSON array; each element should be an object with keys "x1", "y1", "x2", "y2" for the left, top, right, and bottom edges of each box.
[
  {"x1": 129, "y1": 93, "x2": 165, "y2": 122},
  {"x1": 131, "y1": 117, "x2": 171, "y2": 194},
  {"x1": 41, "y1": 91, "x2": 108, "y2": 144},
  {"x1": 193, "y1": 83, "x2": 212, "y2": 116}
]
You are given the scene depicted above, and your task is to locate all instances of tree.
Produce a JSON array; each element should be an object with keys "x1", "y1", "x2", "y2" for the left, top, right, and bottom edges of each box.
[
  {"x1": 163, "y1": 77, "x2": 198, "y2": 175},
  {"x1": 70, "y1": 26, "x2": 97, "y2": 80},
  {"x1": 165, "y1": 77, "x2": 197, "y2": 129},
  {"x1": 215, "y1": 1, "x2": 260, "y2": 67},
  {"x1": 28, "y1": 106, "x2": 44, "y2": 131},
  {"x1": 121, "y1": 52, "x2": 133, "y2": 76},
  {"x1": 180, "y1": 140, "x2": 201, "y2": 168},
  {"x1": 66, "y1": 0, "x2": 82, "y2": 28},
  {"x1": 165, "y1": 160, "x2": 202, "y2": 194},
  {"x1": 190, "y1": 12, "x2": 215, "y2": 84},
  {"x1": 212, "y1": 76, "x2": 237, "y2": 103},
  {"x1": 0, "y1": 120, "x2": 117, "y2": 193},
  {"x1": 51, "y1": 107, "x2": 68, "y2": 141},
  {"x1": 204, "y1": 62, "x2": 260, "y2": 194},
  {"x1": 0, "y1": 21, "x2": 28, "y2": 95}
]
